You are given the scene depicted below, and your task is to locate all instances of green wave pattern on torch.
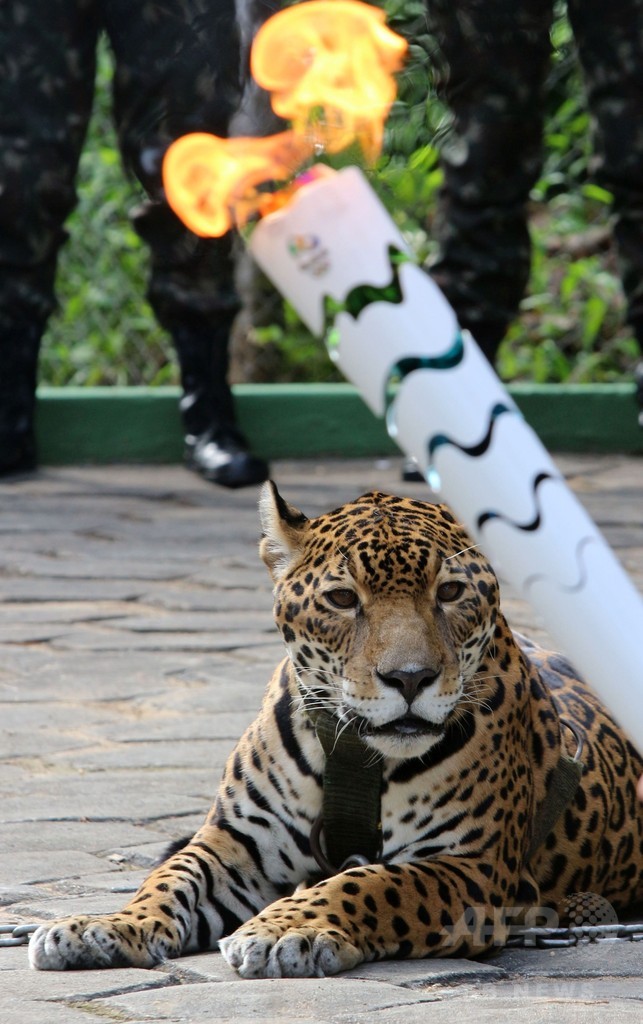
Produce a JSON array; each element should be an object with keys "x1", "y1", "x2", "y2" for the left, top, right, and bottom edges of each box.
[
  {"x1": 322, "y1": 251, "x2": 526, "y2": 505},
  {"x1": 324, "y1": 249, "x2": 466, "y2": 405},
  {"x1": 323, "y1": 245, "x2": 408, "y2": 347}
]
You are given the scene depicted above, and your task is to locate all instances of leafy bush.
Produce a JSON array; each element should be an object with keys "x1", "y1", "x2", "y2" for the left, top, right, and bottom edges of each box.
[{"x1": 40, "y1": 4, "x2": 638, "y2": 386}]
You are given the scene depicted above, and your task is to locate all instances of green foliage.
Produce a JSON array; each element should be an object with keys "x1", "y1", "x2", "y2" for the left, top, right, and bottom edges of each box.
[
  {"x1": 40, "y1": 6, "x2": 638, "y2": 386},
  {"x1": 252, "y1": 304, "x2": 344, "y2": 383},
  {"x1": 500, "y1": 189, "x2": 638, "y2": 383}
]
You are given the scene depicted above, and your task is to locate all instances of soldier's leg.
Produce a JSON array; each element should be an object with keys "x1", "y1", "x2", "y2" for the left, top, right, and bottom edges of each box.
[
  {"x1": 104, "y1": 0, "x2": 268, "y2": 488},
  {"x1": 0, "y1": 0, "x2": 98, "y2": 474},
  {"x1": 426, "y1": 0, "x2": 554, "y2": 362},
  {"x1": 569, "y1": 0, "x2": 643, "y2": 424},
  {"x1": 234, "y1": 0, "x2": 284, "y2": 137}
]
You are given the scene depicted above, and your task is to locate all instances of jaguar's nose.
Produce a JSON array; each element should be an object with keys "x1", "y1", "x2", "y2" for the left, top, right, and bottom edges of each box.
[{"x1": 377, "y1": 666, "x2": 441, "y2": 705}]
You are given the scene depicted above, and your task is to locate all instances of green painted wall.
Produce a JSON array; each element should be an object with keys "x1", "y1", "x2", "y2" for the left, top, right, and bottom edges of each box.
[{"x1": 35, "y1": 383, "x2": 642, "y2": 464}]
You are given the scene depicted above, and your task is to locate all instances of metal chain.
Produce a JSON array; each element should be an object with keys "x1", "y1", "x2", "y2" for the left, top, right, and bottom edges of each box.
[
  {"x1": 510, "y1": 922, "x2": 643, "y2": 948},
  {"x1": 3, "y1": 919, "x2": 643, "y2": 950},
  {"x1": 507, "y1": 921, "x2": 643, "y2": 948},
  {"x1": 0, "y1": 924, "x2": 39, "y2": 947}
]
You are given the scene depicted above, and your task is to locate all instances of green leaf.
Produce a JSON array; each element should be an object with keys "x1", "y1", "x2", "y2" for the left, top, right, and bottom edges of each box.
[{"x1": 581, "y1": 183, "x2": 614, "y2": 204}]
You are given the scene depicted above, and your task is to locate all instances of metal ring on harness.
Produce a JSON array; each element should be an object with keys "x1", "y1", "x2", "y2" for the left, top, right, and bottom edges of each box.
[
  {"x1": 309, "y1": 814, "x2": 375, "y2": 876},
  {"x1": 559, "y1": 716, "x2": 584, "y2": 762}
]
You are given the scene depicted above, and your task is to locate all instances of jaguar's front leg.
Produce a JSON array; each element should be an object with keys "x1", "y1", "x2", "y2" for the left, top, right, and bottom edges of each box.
[
  {"x1": 220, "y1": 856, "x2": 513, "y2": 978},
  {"x1": 29, "y1": 824, "x2": 282, "y2": 970}
]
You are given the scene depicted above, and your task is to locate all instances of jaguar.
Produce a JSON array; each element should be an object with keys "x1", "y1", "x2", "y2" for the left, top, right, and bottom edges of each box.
[{"x1": 30, "y1": 483, "x2": 643, "y2": 976}]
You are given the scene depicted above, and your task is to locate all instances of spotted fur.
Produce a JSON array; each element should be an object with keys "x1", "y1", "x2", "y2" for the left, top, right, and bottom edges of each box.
[{"x1": 30, "y1": 485, "x2": 643, "y2": 976}]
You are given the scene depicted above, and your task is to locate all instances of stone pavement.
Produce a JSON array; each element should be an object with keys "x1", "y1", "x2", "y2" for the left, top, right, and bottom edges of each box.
[{"x1": 1, "y1": 455, "x2": 642, "y2": 1022}]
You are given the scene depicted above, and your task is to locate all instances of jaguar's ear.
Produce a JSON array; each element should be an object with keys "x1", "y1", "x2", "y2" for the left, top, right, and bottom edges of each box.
[{"x1": 259, "y1": 481, "x2": 309, "y2": 580}]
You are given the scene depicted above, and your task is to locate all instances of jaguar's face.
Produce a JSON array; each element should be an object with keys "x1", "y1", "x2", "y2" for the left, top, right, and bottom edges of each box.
[{"x1": 260, "y1": 484, "x2": 500, "y2": 759}]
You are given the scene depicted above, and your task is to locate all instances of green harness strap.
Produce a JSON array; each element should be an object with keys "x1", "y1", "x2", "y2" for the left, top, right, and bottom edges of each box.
[
  {"x1": 308, "y1": 710, "x2": 583, "y2": 877},
  {"x1": 526, "y1": 720, "x2": 584, "y2": 864},
  {"x1": 308, "y1": 710, "x2": 383, "y2": 875}
]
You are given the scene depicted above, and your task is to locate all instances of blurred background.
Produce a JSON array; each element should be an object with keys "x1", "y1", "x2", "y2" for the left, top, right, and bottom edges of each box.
[{"x1": 40, "y1": 0, "x2": 639, "y2": 391}]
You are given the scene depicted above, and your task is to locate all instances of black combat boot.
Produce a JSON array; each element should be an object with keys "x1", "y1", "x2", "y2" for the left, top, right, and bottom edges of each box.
[
  {"x1": 0, "y1": 323, "x2": 42, "y2": 477},
  {"x1": 172, "y1": 314, "x2": 269, "y2": 489}
]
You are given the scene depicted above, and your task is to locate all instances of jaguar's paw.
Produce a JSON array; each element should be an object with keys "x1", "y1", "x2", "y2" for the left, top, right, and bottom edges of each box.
[
  {"x1": 29, "y1": 915, "x2": 160, "y2": 971},
  {"x1": 219, "y1": 922, "x2": 363, "y2": 979}
]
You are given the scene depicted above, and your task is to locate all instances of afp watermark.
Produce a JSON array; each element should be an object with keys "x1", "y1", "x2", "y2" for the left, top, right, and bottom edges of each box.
[{"x1": 440, "y1": 892, "x2": 619, "y2": 947}]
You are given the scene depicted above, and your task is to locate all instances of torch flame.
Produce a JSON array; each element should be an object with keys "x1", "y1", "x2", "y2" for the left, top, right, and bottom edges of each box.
[
  {"x1": 251, "y1": 0, "x2": 408, "y2": 162},
  {"x1": 163, "y1": 131, "x2": 313, "y2": 237},
  {"x1": 162, "y1": 0, "x2": 407, "y2": 236}
]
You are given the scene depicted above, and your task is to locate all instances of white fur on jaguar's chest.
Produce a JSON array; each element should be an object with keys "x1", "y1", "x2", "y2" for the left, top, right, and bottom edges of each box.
[{"x1": 379, "y1": 766, "x2": 471, "y2": 860}]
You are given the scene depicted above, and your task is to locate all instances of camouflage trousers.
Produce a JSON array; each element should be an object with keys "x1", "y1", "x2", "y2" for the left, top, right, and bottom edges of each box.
[
  {"x1": 0, "y1": 0, "x2": 241, "y2": 336},
  {"x1": 426, "y1": 0, "x2": 643, "y2": 358}
]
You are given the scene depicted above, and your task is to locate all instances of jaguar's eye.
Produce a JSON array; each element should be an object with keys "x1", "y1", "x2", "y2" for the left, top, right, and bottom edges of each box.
[
  {"x1": 437, "y1": 580, "x2": 465, "y2": 603},
  {"x1": 326, "y1": 588, "x2": 359, "y2": 610}
]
